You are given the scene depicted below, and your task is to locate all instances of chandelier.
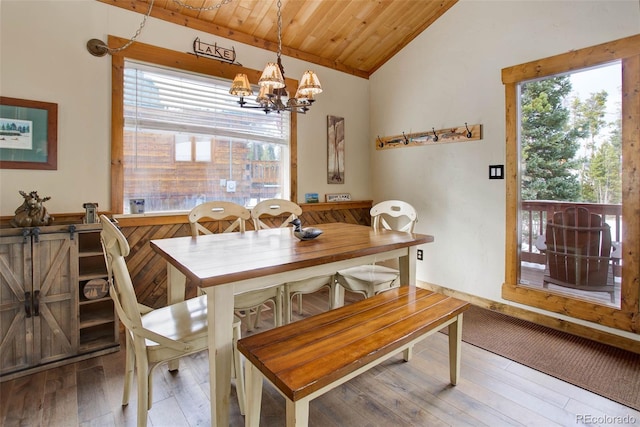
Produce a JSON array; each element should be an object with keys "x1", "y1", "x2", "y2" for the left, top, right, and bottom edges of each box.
[{"x1": 229, "y1": 0, "x2": 322, "y2": 114}]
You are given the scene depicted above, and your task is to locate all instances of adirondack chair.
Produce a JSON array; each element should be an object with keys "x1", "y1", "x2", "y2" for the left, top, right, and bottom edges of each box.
[{"x1": 543, "y1": 207, "x2": 614, "y2": 302}]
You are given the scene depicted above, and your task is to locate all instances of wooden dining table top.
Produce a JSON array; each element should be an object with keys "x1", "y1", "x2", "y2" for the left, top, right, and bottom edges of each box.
[{"x1": 150, "y1": 222, "x2": 434, "y2": 288}]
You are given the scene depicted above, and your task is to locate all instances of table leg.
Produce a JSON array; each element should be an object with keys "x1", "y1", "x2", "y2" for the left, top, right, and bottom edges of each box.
[
  {"x1": 448, "y1": 313, "x2": 463, "y2": 385},
  {"x1": 286, "y1": 398, "x2": 310, "y2": 427},
  {"x1": 167, "y1": 264, "x2": 186, "y2": 371},
  {"x1": 205, "y1": 285, "x2": 234, "y2": 427},
  {"x1": 166, "y1": 263, "x2": 186, "y2": 304},
  {"x1": 398, "y1": 247, "x2": 415, "y2": 286}
]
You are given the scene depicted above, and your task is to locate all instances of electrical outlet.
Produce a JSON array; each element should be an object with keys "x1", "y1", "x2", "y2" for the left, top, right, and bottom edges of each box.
[{"x1": 417, "y1": 249, "x2": 423, "y2": 261}]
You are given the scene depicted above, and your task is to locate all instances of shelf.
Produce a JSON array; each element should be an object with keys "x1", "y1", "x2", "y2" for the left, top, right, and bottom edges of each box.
[
  {"x1": 80, "y1": 323, "x2": 117, "y2": 348},
  {"x1": 79, "y1": 250, "x2": 103, "y2": 258},
  {"x1": 79, "y1": 299, "x2": 114, "y2": 327},
  {"x1": 79, "y1": 256, "x2": 107, "y2": 278},
  {"x1": 79, "y1": 272, "x2": 108, "y2": 281},
  {"x1": 80, "y1": 317, "x2": 114, "y2": 330},
  {"x1": 79, "y1": 295, "x2": 111, "y2": 306},
  {"x1": 78, "y1": 230, "x2": 102, "y2": 253}
]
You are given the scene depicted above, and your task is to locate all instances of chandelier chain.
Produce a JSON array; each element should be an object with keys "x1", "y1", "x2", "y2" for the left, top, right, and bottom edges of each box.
[
  {"x1": 107, "y1": 0, "x2": 233, "y2": 54},
  {"x1": 106, "y1": 0, "x2": 156, "y2": 54},
  {"x1": 276, "y1": 0, "x2": 283, "y2": 59}
]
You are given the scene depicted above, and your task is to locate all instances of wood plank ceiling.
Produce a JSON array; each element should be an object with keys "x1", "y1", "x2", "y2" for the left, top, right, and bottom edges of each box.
[{"x1": 97, "y1": 0, "x2": 458, "y2": 79}]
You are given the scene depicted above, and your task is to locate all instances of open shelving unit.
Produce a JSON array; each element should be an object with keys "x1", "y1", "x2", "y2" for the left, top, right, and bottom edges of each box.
[{"x1": 77, "y1": 224, "x2": 119, "y2": 352}]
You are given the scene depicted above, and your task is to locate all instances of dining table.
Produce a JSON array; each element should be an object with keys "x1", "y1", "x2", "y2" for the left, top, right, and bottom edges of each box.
[{"x1": 150, "y1": 221, "x2": 434, "y2": 426}]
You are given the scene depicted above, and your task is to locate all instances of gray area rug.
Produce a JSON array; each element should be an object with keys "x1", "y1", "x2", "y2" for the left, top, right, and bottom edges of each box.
[{"x1": 449, "y1": 306, "x2": 639, "y2": 411}]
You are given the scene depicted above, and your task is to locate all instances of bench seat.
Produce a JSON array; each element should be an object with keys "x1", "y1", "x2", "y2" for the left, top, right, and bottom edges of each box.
[{"x1": 237, "y1": 286, "x2": 470, "y2": 427}]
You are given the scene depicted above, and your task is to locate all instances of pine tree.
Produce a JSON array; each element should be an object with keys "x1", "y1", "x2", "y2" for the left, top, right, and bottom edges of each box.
[{"x1": 520, "y1": 76, "x2": 583, "y2": 201}]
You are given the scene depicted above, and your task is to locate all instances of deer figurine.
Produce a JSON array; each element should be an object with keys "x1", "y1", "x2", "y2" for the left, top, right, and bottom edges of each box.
[{"x1": 11, "y1": 190, "x2": 54, "y2": 227}]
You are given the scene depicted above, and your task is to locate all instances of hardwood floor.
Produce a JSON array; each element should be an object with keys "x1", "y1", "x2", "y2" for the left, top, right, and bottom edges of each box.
[{"x1": 1, "y1": 290, "x2": 638, "y2": 427}]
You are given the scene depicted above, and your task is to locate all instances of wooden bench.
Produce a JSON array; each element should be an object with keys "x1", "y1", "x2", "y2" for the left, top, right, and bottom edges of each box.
[{"x1": 237, "y1": 286, "x2": 470, "y2": 427}]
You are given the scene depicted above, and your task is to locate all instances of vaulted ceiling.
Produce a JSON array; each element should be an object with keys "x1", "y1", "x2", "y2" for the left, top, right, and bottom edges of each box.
[{"x1": 97, "y1": 0, "x2": 458, "y2": 79}]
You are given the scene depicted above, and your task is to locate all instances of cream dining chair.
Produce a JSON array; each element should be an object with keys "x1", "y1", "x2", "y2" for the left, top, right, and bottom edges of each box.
[
  {"x1": 99, "y1": 215, "x2": 246, "y2": 426},
  {"x1": 251, "y1": 198, "x2": 336, "y2": 323},
  {"x1": 188, "y1": 201, "x2": 283, "y2": 331},
  {"x1": 335, "y1": 200, "x2": 418, "y2": 300}
]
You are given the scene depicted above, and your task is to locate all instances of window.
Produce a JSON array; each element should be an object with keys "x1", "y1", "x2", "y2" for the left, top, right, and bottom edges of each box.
[
  {"x1": 108, "y1": 35, "x2": 299, "y2": 214},
  {"x1": 122, "y1": 61, "x2": 290, "y2": 213},
  {"x1": 502, "y1": 34, "x2": 640, "y2": 333}
]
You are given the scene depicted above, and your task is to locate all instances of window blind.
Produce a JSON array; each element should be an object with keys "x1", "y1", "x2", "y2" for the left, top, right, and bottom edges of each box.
[{"x1": 123, "y1": 60, "x2": 290, "y2": 145}]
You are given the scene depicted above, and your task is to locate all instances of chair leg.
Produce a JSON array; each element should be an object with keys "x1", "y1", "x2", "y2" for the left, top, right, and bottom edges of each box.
[
  {"x1": 285, "y1": 291, "x2": 304, "y2": 324},
  {"x1": 247, "y1": 306, "x2": 262, "y2": 331},
  {"x1": 285, "y1": 292, "x2": 293, "y2": 324},
  {"x1": 135, "y1": 353, "x2": 150, "y2": 427},
  {"x1": 122, "y1": 333, "x2": 135, "y2": 406},
  {"x1": 296, "y1": 293, "x2": 303, "y2": 315},
  {"x1": 233, "y1": 322, "x2": 246, "y2": 415}
]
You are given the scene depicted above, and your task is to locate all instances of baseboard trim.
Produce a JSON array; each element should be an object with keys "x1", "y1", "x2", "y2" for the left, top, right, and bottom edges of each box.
[{"x1": 418, "y1": 282, "x2": 640, "y2": 355}]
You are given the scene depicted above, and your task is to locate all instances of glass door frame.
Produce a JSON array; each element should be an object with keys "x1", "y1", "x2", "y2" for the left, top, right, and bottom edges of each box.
[{"x1": 501, "y1": 34, "x2": 640, "y2": 333}]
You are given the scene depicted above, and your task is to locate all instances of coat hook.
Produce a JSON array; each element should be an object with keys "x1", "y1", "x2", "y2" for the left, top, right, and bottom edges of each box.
[
  {"x1": 377, "y1": 135, "x2": 384, "y2": 148},
  {"x1": 402, "y1": 131, "x2": 410, "y2": 145},
  {"x1": 465, "y1": 122, "x2": 472, "y2": 138},
  {"x1": 432, "y1": 127, "x2": 438, "y2": 142}
]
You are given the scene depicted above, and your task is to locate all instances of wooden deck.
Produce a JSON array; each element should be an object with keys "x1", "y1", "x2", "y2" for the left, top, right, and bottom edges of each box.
[{"x1": 520, "y1": 263, "x2": 621, "y2": 307}]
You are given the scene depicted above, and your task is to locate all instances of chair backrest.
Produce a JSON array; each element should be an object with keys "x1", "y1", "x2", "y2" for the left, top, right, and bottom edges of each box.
[
  {"x1": 251, "y1": 199, "x2": 302, "y2": 230},
  {"x1": 545, "y1": 207, "x2": 612, "y2": 286},
  {"x1": 188, "y1": 201, "x2": 251, "y2": 236},
  {"x1": 370, "y1": 200, "x2": 417, "y2": 233},
  {"x1": 100, "y1": 215, "x2": 145, "y2": 335}
]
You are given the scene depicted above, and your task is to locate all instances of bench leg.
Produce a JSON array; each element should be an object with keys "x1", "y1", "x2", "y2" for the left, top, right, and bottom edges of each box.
[
  {"x1": 286, "y1": 398, "x2": 310, "y2": 427},
  {"x1": 245, "y1": 363, "x2": 263, "y2": 427},
  {"x1": 448, "y1": 313, "x2": 463, "y2": 385},
  {"x1": 403, "y1": 345, "x2": 413, "y2": 362}
]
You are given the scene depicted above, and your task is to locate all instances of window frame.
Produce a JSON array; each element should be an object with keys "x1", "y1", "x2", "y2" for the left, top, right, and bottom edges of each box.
[
  {"x1": 501, "y1": 34, "x2": 640, "y2": 333},
  {"x1": 109, "y1": 35, "x2": 298, "y2": 213}
]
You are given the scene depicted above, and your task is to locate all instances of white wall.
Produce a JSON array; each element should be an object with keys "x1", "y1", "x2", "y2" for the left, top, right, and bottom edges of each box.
[
  {"x1": 370, "y1": 0, "x2": 639, "y2": 336},
  {"x1": 0, "y1": 0, "x2": 371, "y2": 215}
]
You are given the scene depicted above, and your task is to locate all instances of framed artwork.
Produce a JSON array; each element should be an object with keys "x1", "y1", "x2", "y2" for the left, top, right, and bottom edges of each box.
[
  {"x1": 0, "y1": 97, "x2": 58, "y2": 170},
  {"x1": 327, "y1": 115, "x2": 345, "y2": 184}
]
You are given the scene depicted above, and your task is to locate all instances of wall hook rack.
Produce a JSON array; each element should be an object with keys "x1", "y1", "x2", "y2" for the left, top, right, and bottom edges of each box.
[{"x1": 375, "y1": 123, "x2": 482, "y2": 150}]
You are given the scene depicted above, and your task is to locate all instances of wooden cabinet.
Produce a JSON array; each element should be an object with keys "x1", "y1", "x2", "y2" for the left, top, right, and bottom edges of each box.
[{"x1": 0, "y1": 224, "x2": 119, "y2": 380}]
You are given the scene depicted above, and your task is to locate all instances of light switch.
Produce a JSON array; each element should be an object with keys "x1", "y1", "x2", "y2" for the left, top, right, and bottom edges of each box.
[{"x1": 489, "y1": 165, "x2": 504, "y2": 179}]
